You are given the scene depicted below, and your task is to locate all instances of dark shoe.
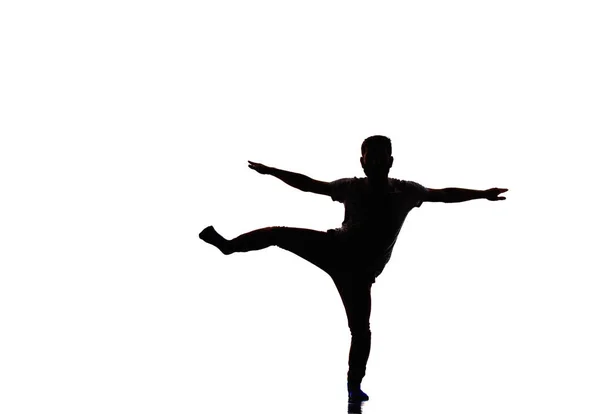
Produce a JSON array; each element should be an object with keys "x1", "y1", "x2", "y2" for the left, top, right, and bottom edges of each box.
[{"x1": 348, "y1": 382, "x2": 369, "y2": 403}]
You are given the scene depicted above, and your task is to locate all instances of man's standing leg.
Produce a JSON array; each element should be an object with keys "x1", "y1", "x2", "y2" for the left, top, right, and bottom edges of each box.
[{"x1": 334, "y1": 275, "x2": 373, "y2": 402}]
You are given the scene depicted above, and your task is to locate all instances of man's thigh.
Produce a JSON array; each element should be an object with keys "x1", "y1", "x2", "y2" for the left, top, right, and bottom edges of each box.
[
  {"x1": 271, "y1": 226, "x2": 346, "y2": 275},
  {"x1": 332, "y1": 274, "x2": 373, "y2": 332}
]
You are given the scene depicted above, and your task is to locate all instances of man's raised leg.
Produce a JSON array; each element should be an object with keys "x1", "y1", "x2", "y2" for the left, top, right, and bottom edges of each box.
[
  {"x1": 200, "y1": 226, "x2": 339, "y2": 271},
  {"x1": 199, "y1": 225, "x2": 284, "y2": 255}
]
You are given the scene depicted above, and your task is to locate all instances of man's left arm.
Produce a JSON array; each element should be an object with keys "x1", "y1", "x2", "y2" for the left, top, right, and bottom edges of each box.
[{"x1": 424, "y1": 187, "x2": 508, "y2": 203}]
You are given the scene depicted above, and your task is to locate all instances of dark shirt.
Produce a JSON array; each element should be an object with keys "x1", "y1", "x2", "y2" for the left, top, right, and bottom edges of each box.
[{"x1": 328, "y1": 177, "x2": 427, "y2": 280}]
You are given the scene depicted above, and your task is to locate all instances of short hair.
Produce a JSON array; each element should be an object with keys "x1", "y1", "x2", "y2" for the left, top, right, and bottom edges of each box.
[{"x1": 361, "y1": 135, "x2": 392, "y2": 156}]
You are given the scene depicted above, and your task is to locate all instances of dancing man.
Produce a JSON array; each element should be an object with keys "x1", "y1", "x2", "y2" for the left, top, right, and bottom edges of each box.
[{"x1": 199, "y1": 135, "x2": 507, "y2": 403}]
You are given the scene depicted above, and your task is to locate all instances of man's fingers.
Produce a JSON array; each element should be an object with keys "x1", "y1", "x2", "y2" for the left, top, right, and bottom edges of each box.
[{"x1": 248, "y1": 161, "x2": 269, "y2": 174}]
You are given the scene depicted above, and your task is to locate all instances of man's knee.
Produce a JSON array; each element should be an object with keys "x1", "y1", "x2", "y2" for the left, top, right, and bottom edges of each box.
[
  {"x1": 349, "y1": 323, "x2": 371, "y2": 338},
  {"x1": 268, "y1": 226, "x2": 311, "y2": 249},
  {"x1": 265, "y1": 226, "x2": 286, "y2": 246}
]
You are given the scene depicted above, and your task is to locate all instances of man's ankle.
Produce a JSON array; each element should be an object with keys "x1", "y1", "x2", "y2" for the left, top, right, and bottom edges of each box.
[{"x1": 347, "y1": 380, "x2": 362, "y2": 391}]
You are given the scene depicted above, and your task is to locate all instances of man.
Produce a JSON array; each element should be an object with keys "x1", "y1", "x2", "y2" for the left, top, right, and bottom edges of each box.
[{"x1": 199, "y1": 135, "x2": 507, "y2": 403}]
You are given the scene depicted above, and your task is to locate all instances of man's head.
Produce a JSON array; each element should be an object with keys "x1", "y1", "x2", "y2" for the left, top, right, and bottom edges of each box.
[{"x1": 360, "y1": 135, "x2": 393, "y2": 181}]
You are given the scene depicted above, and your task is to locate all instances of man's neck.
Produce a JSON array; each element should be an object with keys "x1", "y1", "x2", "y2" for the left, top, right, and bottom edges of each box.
[{"x1": 366, "y1": 176, "x2": 390, "y2": 191}]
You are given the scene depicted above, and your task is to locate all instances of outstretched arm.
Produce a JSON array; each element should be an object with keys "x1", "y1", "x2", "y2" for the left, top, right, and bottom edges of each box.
[
  {"x1": 247, "y1": 161, "x2": 331, "y2": 195},
  {"x1": 424, "y1": 187, "x2": 508, "y2": 203}
]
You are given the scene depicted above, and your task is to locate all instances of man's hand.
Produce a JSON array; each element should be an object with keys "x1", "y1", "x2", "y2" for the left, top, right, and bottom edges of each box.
[
  {"x1": 484, "y1": 188, "x2": 508, "y2": 201},
  {"x1": 248, "y1": 161, "x2": 273, "y2": 175}
]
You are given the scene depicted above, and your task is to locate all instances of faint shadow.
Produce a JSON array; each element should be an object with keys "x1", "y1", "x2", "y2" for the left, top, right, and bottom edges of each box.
[{"x1": 348, "y1": 401, "x2": 364, "y2": 413}]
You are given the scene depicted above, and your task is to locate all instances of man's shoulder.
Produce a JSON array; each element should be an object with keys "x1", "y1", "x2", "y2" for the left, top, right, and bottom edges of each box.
[
  {"x1": 390, "y1": 178, "x2": 425, "y2": 189},
  {"x1": 343, "y1": 176, "x2": 361, "y2": 182},
  {"x1": 390, "y1": 178, "x2": 408, "y2": 189},
  {"x1": 330, "y1": 176, "x2": 361, "y2": 202},
  {"x1": 331, "y1": 176, "x2": 361, "y2": 186}
]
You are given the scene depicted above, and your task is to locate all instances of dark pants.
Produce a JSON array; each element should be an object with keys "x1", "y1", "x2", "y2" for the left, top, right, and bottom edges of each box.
[{"x1": 228, "y1": 226, "x2": 373, "y2": 386}]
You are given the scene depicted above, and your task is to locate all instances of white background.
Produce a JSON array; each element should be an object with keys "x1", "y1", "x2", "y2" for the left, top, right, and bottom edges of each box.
[{"x1": 1, "y1": 1, "x2": 599, "y2": 413}]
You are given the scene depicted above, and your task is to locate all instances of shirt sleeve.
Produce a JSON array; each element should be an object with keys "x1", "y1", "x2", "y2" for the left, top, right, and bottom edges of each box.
[
  {"x1": 330, "y1": 178, "x2": 354, "y2": 203},
  {"x1": 403, "y1": 180, "x2": 428, "y2": 208}
]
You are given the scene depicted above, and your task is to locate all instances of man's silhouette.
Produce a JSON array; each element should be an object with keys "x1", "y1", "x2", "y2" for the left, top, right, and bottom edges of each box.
[{"x1": 199, "y1": 135, "x2": 508, "y2": 403}]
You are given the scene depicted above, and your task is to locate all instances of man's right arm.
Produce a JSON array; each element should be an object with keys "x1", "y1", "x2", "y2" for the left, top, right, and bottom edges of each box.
[
  {"x1": 247, "y1": 161, "x2": 332, "y2": 196},
  {"x1": 269, "y1": 167, "x2": 332, "y2": 196}
]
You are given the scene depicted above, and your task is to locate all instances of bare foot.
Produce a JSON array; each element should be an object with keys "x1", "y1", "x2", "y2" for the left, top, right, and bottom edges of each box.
[{"x1": 199, "y1": 226, "x2": 233, "y2": 255}]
